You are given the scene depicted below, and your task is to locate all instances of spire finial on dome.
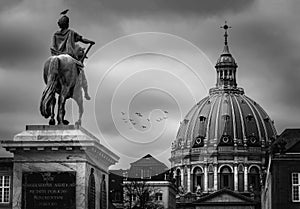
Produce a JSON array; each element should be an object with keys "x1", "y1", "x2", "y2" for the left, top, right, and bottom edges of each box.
[
  {"x1": 220, "y1": 21, "x2": 231, "y2": 46},
  {"x1": 213, "y1": 21, "x2": 240, "y2": 92}
]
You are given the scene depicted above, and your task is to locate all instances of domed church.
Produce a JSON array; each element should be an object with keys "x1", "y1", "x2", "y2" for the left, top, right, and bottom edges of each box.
[{"x1": 170, "y1": 23, "x2": 277, "y2": 208}]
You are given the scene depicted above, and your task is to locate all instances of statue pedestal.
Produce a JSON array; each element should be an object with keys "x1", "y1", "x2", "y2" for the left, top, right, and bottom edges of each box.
[{"x1": 2, "y1": 125, "x2": 119, "y2": 209}]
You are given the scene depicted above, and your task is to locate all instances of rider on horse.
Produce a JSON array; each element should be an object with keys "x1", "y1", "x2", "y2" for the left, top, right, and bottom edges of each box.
[{"x1": 51, "y1": 14, "x2": 95, "y2": 100}]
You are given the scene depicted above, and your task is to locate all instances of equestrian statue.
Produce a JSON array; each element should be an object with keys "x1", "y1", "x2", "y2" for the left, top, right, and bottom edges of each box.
[{"x1": 40, "y1": 10, "x2": 95, "y2": 125}]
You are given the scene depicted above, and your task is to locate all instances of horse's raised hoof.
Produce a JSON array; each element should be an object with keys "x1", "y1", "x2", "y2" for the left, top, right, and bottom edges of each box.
[
  {"x1": 63, "y1": 120, "x2": 70, "y2": 125},
  {"x1": 49, "y1": 118, "x2": 55, "y2": 125}
]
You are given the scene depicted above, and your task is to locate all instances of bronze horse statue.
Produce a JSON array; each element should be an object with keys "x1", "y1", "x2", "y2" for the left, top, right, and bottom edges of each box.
[{"x1": 40, "y1": 46, "x2": 90, "y2": 125}]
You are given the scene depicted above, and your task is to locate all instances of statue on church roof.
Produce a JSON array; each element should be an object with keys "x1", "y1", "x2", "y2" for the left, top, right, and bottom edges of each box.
[{"x1": 40, "y1": 10, "x2": 95, "y2": 125}]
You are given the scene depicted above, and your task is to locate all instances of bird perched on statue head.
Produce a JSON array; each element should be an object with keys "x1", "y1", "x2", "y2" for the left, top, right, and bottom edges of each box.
[{"x1": 60, "y1": 9, "x2": 69, "y2": 15}]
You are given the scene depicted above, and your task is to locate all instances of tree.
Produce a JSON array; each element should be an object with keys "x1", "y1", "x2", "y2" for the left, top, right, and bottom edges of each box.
[{"x1": 123, "y1": 180, "x2": 164, "y2": 209}]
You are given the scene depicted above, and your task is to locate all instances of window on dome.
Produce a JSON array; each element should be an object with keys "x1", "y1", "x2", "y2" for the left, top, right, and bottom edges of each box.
[
  {"x1": 193, "y1": 167, "x2": 203, "y2": 193},
  {"x1": 246, "y1": 114, "x2": 253, "y2": 122},
  {"x1": 292, "y1": 173, "x2": 300, "y2": 202},
  {"x1": 238, "y1": 164, "x2": 244, "y2": 192},
  {"x1": 193, "y1": 136, "x2": 204, "y2": 148},
  {"x1": 208, "y1": 165, "x2": 214, "y2": 189},
  {"x1": 248, "y1": 136, "x2": 258, "y2": 146},
  {"x1": 184, "y1": 167, "x2": 188, "y2": 189},
  {"x1": 248, "y1": 166, "x2": 260, "y2": 191},
  {"x1": 178, "y1": 139, "x2": 183, "y2": 148},
  {"x1": 220, "y1": 135, "x2": 233, "y2": 146},
  {"x1": 176, "y1": 169, "x2": 181, "y2": 188},
  {"x1": 219, "y1": 166, "x2": 233, "y2": 190},
  {"x1": 222, "y1": 114, "x2": 230, "y2": 121},
  {"x1": 199, "y1": 116, "x2": 206, "y2": 123}
]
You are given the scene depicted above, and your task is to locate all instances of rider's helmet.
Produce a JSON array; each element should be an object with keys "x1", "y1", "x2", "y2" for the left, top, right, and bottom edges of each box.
[{"x1": 58, "y1": 15, "x2": 69, "y2": 29}]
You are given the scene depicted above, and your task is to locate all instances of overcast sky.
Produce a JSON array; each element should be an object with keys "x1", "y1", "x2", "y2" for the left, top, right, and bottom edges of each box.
[{"x1": 0, "y1": 0, "x2": 300, "y2": 169}]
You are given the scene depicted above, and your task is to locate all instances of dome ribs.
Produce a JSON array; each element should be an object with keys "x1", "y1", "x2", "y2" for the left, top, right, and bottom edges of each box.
[
  {"x1": 233, "y1": 95, "x2": 247, "y2": 145},
  {"x1": 240, "y1": 95, "x2": 262, "y2": 144},
  {"x1": 229, "y1": 94, "x2": 237, "y2": 145},
  {"x1": 214, "y1": 94, "x2": 223, "y2": 145},
  {"x1": 231, "y1": 95, "x2": 243, "y2": 144},
  {"x1": 177, "y1": 102, "x2": 199, "y2": 145},
  {"x1": 248, "y1": 97, "x2": 277, "y2": 139},
  {"x1": 245, "y1": 96, "x2": 277, "y2": 146},
  {"x1": 198, "y1": 102, "x2": 211, "y2": 139},
  {"x1": 206, "y1": 94, "x2": 219, "y2": 147},
  {"x1": 220, "y1": 94, "x2": 234, "y2": 144},
  {"x1": 189, "y1": 97, "x2": 207, "y2": 148},
  {"x1": 245, "y1": 96, "x2": 268, "y2": 147},
  {"x1": 175, "y1": 92, "x2": 276, "y2": 151},
  {"x1": 174, "y1": 96, "x2": 210, "y2": 150}
]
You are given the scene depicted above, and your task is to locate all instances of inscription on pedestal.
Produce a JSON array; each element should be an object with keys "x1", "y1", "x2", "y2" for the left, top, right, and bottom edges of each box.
[{"x1": 22, "y1": 172, "x2": 76, "y2": 209}]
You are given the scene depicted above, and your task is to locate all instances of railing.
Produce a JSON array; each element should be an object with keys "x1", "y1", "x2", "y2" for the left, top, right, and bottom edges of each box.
[
  {"x1": 218, "y1": 146, "x2": 234, "y2": 152},
  {"x1": 248, "y1": 147, "x2": 261, "y2": 152}
]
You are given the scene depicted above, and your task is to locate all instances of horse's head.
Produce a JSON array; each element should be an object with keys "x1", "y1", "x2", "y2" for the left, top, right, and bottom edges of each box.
[{"x1": 75, "y1": 44, "x2": 85, "y2": 60}]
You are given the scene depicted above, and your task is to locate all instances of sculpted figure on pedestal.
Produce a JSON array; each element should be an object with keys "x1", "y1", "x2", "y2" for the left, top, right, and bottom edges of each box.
[{"x1": 40, "y1": 10, "x2": 95, "y2": 125}]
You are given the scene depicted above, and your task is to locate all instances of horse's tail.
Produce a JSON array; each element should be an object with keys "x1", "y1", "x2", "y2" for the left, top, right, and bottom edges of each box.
[{"x1": 40, "y1": 57, "x2": 59, "y2": 118}]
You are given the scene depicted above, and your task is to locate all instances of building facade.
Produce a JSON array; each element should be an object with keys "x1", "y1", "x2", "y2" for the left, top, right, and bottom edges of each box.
[
  {"x1": 109, "y1": 154, "x2": 176, "y2": 209},
  {"x1": 169, "y1": 23, "x2": 277, "y2": 208},
  {"x1": 0, "y1": 158, "x2": 13, "y2": 209},
  {"x1": 262, "y1": 129, "x2": 300, "y2": 209}
]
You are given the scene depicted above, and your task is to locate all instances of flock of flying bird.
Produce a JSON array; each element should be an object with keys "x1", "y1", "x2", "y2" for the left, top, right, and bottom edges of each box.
[{"x1": 120, "y1": 110, "x2": 169, "y2": 129}]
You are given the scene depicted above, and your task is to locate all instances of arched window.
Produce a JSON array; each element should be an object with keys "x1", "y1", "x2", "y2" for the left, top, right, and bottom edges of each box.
[
  {"x1": 248, "y1": 166, "x2": 260, "y2": 191},
  {"x1": 88, "y1": 168, "x2": 95, "y2": 209},
  {"x1": 176, "y1": 169, "x2": 181, "y2": 188},
  {"x1": 238, "y1": 164, "x2": 244, "y2": 192},
  {"x1": 100, "y1": 174, "x2": 107, "y2": 209},
  {"x1": 192, "y1": 167, "x2": 203, "y2": 192},
  {"x1": 219, "y1": 166, "x2": 233, "y2": 190},
  {"x1": 183, "y1": 167, "x2": 188, "y2": 190},
  {"x1": 208, "y1": 165, "x2": 214, "y2": 189}
]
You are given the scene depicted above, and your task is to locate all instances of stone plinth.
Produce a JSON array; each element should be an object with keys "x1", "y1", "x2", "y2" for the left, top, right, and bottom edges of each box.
[{"x1": 1, "y1": 125, "x2": 119, "y2": 209}]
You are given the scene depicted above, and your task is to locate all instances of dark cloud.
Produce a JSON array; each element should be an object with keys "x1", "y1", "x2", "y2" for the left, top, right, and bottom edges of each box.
[
  {"x1": 233, "y1": 20, "x2": 300, "y2": 109},
  {"x1": 1, "y1": 0, "x2": 300, "y2": 169},
  {"x1": 0, "y1": 0, "x2": 256, "y2": 69},
  {"x1": 0, "y1": 0, "x2": 122, "y2": 69},
  {"x1": 66, "y1": 0, "x2": 256, "y2": 17},
  {"x1": 0, "y1": 0, "x2": 20, "y2": 12},
  {"x1": 0, "y1": 26, "x2": 48, "y2": 69}
]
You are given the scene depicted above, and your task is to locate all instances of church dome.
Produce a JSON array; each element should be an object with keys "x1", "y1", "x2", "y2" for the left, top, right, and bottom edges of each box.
[
  {"x1": 170, "y1": 22, "x2": 277, "y2": 196},
  {"x1": 173, "y1": 24, "x2": 276, "y2": 150},
  {"x1": 172, "y1": 92, "x2": 276, "y2": 150},
  {"x1": 171, "y1": 23, "x2": 277, "y2": 153}
]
